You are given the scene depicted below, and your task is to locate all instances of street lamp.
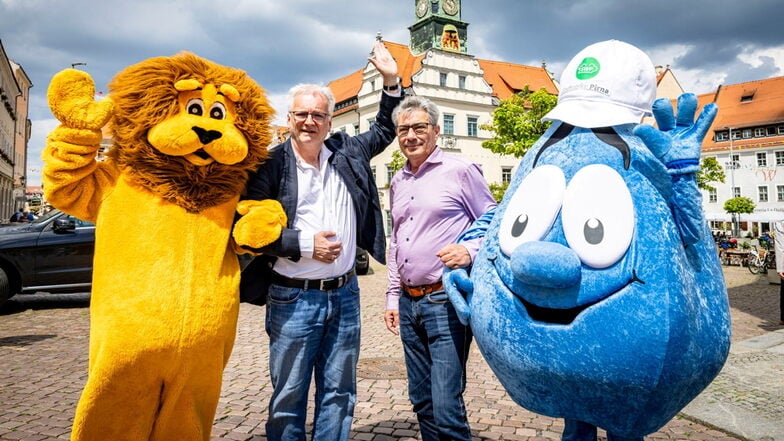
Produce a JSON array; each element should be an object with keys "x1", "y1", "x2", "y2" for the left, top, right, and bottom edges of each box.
[{"x1": 725, "y1": 127, "x2": 738, "y2": 237}]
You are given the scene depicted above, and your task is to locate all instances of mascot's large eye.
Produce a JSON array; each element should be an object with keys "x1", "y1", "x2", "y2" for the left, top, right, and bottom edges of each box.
[
  {"x1": 209, "y1": 102, "x2": 226, "y2": 120},
  {"x1": 187, "y1": 98, "x2": 204, "y2": 116},
  {"x1": 499, "y1": 165, "x2": 565, "y2": 256},
  {"x1": 562, "y1": 164, "x2": 634, "y2": 268}
]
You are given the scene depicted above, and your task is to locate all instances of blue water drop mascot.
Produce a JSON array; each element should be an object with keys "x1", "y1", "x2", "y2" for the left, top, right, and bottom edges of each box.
[{"x1": 445, "y1": 40, "x2": 731, "y2": 441}]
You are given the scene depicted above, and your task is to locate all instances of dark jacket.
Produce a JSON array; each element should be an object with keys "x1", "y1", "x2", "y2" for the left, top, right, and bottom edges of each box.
[{"x1": 239, "y1": 91, "x2": 402, "y2": 303}]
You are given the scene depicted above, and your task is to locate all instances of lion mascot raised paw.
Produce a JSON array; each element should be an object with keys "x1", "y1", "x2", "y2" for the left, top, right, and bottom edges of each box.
[{"x1": 43, "y1": 52, "x2": 286, "y2": 441}]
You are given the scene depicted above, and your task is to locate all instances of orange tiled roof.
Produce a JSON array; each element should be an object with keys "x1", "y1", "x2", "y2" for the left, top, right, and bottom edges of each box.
[
  {"x1": 328, "y1": 41, "x2": 555, "y2": 108},
  {"x1": 701, "y1": 75, "x2": 784, "y2": 153},
  {"x1": 476, "y1": 59, "x2": 557, "y2": 100}
]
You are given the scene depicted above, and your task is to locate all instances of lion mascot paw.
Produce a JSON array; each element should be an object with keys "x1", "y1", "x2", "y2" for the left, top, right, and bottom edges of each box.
[{"x1": 43, "y1": 52, "x2": 284, "y2": 441}]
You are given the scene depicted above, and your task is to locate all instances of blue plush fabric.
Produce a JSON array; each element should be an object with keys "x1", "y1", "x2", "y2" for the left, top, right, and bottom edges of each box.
[{"x1": 445, "y1": 96, "x2": 730, "y2": 438}]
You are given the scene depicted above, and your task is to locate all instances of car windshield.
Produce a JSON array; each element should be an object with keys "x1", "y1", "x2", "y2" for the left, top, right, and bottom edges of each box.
[{"x1": 31, "y1": 209, "x2": 64, "y2": 224}]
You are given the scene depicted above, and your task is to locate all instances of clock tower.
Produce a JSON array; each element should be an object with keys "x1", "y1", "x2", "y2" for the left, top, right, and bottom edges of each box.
[{"x1": 409, "y1": 0, "x2": 469, "y2": 55}]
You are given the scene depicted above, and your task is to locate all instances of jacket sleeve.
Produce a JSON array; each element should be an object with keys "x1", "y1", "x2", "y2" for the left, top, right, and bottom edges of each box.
[
  {"x1": 347, "y1": 91, "x2": 403, "y2": 160},
  {"x1": 241, "y1": 149, "x2": 301, "y2": 261}
]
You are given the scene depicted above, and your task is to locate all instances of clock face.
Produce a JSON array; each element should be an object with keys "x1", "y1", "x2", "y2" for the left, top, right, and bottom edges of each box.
[
  {"x1": 443, "y1": 0, "x2": 459, "y2": 15},
  {"x1": 416, "y1": 0, "x2": 428, "y2": 17}
]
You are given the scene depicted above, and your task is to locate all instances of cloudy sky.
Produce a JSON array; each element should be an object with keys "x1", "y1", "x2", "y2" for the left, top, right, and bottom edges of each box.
[{"x1": 2, "y1": 0, "x2": 782, "y2": 186}]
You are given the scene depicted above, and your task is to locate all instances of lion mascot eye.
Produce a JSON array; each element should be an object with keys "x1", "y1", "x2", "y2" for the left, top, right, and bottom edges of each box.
[
  {"x1": 209, "y1": 102, "x2": 226, "y2": 120},
  {"x1": 187, "y1": 98, "x2": 204, "y2": 116}
]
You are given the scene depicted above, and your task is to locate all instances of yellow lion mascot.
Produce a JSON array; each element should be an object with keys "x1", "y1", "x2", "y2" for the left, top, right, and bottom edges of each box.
[{"x1": 43, "y1": 52, "x2": 285, "y2": 441}]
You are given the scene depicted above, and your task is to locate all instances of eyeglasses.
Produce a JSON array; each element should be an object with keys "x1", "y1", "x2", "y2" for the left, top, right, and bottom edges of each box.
[
  {"x1": 289, "y1": 110, "x2": 330, "y2": 123},
  {"x1": 396, "y1": 122, "x2": 431, "y2": 137}
]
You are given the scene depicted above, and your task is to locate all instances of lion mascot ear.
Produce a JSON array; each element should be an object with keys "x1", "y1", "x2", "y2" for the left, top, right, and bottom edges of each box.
[{"x1": 42, "y1": 52, "x2": 285, "y2": 440}]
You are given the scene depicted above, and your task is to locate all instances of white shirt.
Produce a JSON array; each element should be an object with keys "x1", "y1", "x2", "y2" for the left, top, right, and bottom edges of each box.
[{"x1": 273, "y1": 144, "x2": 357, "y2": 279}]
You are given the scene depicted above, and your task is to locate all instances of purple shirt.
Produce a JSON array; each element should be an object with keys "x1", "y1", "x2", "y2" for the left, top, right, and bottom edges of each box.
[{"x1": 385, "y1": 147, "x2": 497, "y2": 310}]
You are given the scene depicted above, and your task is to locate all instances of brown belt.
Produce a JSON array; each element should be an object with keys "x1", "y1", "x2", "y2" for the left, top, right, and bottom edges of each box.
[{"x1": 402, "y1": 281, "x2": 444, "y2": 297}]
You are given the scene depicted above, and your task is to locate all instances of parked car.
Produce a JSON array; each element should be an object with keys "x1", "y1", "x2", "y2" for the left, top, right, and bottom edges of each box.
[{"x1": 0, "y1": 209, "x2": 95, "y2": 306}]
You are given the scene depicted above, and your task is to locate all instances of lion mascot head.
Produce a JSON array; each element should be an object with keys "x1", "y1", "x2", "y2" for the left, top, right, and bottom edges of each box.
[{"x1": 107, "y1": 51, "x2": 273, "y2": 212}]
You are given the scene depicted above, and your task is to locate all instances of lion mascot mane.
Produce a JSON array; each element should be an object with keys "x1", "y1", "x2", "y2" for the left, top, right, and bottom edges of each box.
[{"x1": 43, "y1": 52, "x2": 285, "y2": 441}]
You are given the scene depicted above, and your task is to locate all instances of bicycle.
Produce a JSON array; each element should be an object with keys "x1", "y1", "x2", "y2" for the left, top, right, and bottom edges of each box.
[{"x1": 745, "y1": 246, "x2": 775, "y2": 274}]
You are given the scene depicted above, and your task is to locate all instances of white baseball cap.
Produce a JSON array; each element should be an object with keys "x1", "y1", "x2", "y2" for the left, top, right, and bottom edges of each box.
[{"x1": 543, "y1": 40, "x2": 657, "y2": 128}]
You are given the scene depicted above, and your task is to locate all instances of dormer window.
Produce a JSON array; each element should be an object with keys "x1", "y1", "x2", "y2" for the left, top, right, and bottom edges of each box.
[{"x1": 740, "y1": 89, "x2": 756, "y2": 102}]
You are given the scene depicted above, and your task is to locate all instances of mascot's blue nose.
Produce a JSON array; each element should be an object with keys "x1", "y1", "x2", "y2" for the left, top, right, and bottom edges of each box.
[{"x1": 510, "y1": 241, "x2": 581, "y2": 289}]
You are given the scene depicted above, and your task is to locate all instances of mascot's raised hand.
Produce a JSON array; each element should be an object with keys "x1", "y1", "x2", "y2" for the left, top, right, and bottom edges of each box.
[
  {"x1": 44, "y1": 69, "x2": 117, "y2": 221},
  {"x1": 634, "y1": 93, "x2": 718, "y2": 246}
]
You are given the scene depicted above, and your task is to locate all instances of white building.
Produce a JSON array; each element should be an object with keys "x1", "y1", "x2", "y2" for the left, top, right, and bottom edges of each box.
[{"x1": 698, "y1": 76, "x2": 784, "y2": 237}]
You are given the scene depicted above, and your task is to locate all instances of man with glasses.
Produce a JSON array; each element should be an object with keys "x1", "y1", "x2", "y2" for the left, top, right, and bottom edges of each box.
[
  {"x1": 240, "y1": 40, "x2": 402, "y2": 441},
  {"x1": 384, "y1": 96, "x2": 496, "y2": 441}
]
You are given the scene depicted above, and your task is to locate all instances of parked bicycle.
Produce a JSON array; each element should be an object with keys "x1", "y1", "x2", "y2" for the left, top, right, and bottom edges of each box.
[{"x1": 745, "y1": 246, "x2": 775, "y2": 274}]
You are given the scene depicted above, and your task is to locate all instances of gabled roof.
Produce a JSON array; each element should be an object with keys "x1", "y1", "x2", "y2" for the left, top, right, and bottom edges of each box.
[
  {"x1": 328, "y1": 40, "x2": 556, "y2": 108},
  {"x1": 477, "y1": 59, "x2": 557, "y2": 100},
  {"x1": 701, "y1": 75, "x2": 784, "y2": 152}
]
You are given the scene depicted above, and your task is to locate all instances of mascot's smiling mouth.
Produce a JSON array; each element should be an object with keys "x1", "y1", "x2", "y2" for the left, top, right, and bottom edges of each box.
[
  {"x1": 489, "y1": 255, "x2": 645, "y2": 325},
  {"x1": 185, "y1": 149, "x2": 215, "y2": 166}
]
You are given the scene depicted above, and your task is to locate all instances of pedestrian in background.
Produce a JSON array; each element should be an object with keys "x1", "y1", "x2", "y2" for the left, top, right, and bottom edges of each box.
[{"x1": 384, "y1": 95, "x2": 496, "y2": 441}]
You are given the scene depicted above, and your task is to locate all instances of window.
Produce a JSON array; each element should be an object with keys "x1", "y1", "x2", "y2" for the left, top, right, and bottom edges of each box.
[
  {"x1": 458, "y1": 75, "x2": 466, "y2": 89},
  {"x1": 755, "y1": 128, "x2": 766, "y2": 137},
  {"x1": 757, "y1": 152, "x2": 767, "y2": 167},
  {"x1": 767, "y1": 127, "x2": 777, "y2": 136},
  {"x1": 733, "y1": 187, "x2": 741, "y2": 198},
  {"x1": 386, "y1": 164, "x2": 395, "y2": 185},
  {"x1": 367, "y1": 118, "x2": 375, "y2": 128},
  {"x1": 371, "y1": 166, "x2": 376, "y2": 184},
  {"x1": 758, "y1": 186, "x2": 768, "y2": 202},
  {"x1": 742, "y1": 129, "x2": 752, "y2": 139},
  {"x1": 502, "y1": 167, "x2": 513, "y2": 185},
  {"x1": 439, "y1": 72, "x2": 448, "y2": 87},
  {"x1": 731, "y1": 130, "x2": 741, "y2": 140},
  {"x1": 776, "y1": 151, "x2": 784, "y2": 166},
  {"x1": 708, "y1": 188, "x2": 717, "y2": 203},
  {"x1": 779, "y1": 125, "x2": 784, "y2": 135},
  {"x1": 467, "y1": 116, "x2": 478, "y2": 137},
  {"x1": 716, "y1": 131, "x2": 728, "y2": 142},
  {"x1": 354, "y1": 123, "x2": 360, "y2": 136},
  {"x1": 725, "y1": 154, "x2": 739, "y2": 170},
  {"x1": 443, "y1": 114, "x2": 455, "y2": 135},
  {"x1": 777, "y1": 185, "x2": 784, "y2": 202},
  {"x1": 385, "y1": 209, "x2": 393, "y2": 236}
]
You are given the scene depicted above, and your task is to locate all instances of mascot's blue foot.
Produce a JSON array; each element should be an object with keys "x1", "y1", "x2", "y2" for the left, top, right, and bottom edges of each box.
[{"x1": 563, "y1": 420, "x2": 643, "y2": 441}]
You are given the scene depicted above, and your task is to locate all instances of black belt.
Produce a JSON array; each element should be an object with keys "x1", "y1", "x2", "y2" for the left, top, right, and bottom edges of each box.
[{"x1": 271, "y1": 269, "x2": 356, "y2": 291}]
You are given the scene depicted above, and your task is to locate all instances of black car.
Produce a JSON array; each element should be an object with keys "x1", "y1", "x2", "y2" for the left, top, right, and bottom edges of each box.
[{"x1": 0, "y1": 210, "x2": 95, "y2": 305}]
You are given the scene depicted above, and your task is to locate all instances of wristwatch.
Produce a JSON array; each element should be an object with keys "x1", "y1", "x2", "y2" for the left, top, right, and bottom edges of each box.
[{"x1": 383, "y1": 80, "x2": 400, "y2": 92}]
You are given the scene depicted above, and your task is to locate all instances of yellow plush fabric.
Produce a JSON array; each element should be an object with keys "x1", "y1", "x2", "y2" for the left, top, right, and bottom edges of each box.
[{"x1": 43, "y1": 54, "x2": 285, "y2": 441}]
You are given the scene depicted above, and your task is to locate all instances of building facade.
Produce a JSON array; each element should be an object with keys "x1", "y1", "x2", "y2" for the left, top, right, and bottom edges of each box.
[
  {"x1": 326, "y1": 0, "x2": 684, "y2": 237},
  {"x1": 698, "y1": 76, "x2": 784, "y2": 237},
  {"x1": 0, "y1": 40, "x2": 32, "y2": 221}
]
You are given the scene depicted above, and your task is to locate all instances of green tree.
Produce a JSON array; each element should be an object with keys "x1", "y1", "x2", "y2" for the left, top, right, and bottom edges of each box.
[
  {"x1": 480, "y1": 87, "x2": 557, "y2": 158},
  {"x1": 724, "y1": 196, "x2": 755, "y2": 237},
  {"x1": 388, "y1": 150, "x2": 406, "y2": 176},
  {"x1": 488, "y1": 182, "x2": 509, "y2": 203},
  {"x1": 696, "y1": 157, "x2": 726, "y2": 191}
]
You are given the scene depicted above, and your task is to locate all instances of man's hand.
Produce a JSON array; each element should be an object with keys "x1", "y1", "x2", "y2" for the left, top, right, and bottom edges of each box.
[
  {"x1": 368, "y1": 40, "x2": 398, "y2": 84},
  {"x1": 312, "y1": 231, "x2": 342, "y2": 263},
  {"x1": 384, "y1": 309, "x2": 400, "y2": 335},
  {"x1": 437, "y1": 244, "x2": 471, "y2": 269}
]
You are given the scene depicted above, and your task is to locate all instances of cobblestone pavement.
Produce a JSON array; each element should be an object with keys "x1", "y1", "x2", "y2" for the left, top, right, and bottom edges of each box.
[{"x1": 1, "y1": 264, "x2": 782, "y2": 441}]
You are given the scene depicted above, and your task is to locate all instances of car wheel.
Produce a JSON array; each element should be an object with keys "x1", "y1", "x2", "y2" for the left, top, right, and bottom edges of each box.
[{"x1": 0, "y1": 268, "x2": 10, "y2": 306}]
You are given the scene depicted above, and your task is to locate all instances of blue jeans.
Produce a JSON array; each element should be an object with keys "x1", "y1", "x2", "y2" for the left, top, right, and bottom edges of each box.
[
  {"x1": 265, "y1": 276, "x2": 361, "y2": 441},
  {"x1": 399, "y1": 289, "x2": 472, "y2": 441},
  {"x1": 562, "y1": 419, "x2": 643, "y2": 441}
]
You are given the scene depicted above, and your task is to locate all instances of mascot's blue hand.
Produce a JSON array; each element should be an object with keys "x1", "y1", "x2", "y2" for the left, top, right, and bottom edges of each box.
[
  {"x1": 633, "y1": 93, "x2": 717, "y2": 175},
  {"x1": 443, "y1": 267, "x2": 473, "y2": 326}
]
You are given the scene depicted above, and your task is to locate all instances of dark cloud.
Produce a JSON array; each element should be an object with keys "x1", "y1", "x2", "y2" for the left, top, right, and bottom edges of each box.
[{"x1": 2, "y1": 0, "x2": 781, "y2": 186}]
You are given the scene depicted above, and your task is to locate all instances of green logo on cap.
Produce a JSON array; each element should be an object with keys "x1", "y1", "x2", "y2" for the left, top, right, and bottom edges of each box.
[{"x1": 575, "y1": 57, "x2": 600, "y2": 80}]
